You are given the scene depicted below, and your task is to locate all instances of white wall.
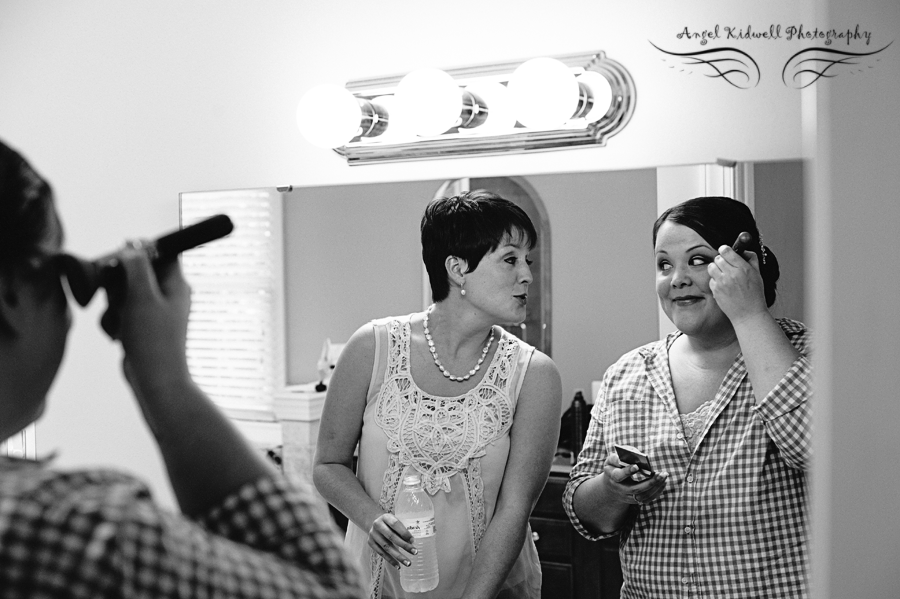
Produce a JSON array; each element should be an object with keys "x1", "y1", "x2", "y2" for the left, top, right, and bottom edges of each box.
[
  {"x1": 808, "y1": 0, "x2": 900, "y2": 596},
  {"x1": 283, "y1": 181, "x2": 435, "y2": 383},
  {"x1": 525, "y1": 169, "x2": 660, "y2": 401},
  {"x1": 0, "y1": 0, "x2": 807, "y2": 507},
  {"x1": 754, "y1": 161, "x2": 806, "y2": 323}
]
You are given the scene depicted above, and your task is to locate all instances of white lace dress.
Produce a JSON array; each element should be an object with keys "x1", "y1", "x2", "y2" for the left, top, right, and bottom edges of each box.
[{"x1": 344, "y1": 314, "x2": 542, "y2": 599}]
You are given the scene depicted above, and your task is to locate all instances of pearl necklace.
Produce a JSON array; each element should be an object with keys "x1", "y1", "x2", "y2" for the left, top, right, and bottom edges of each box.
[{"x1": 423, "y1": 306, "x2": 494, "y2": 382}]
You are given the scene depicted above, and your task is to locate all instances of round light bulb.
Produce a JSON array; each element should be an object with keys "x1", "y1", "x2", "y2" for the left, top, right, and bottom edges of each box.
[
  {"x1": 507, "y1": 57, "x2": 579, "y2": 129},
  {"x1": 295, "y1": 84, "x2": 362, "y2": 148},
  {"x1": 393, "y1": 68, "x2": 462, "y2": 137},
  {"x1": 463, "y1": 81, "x2": 517, "y2": 134},
  {"x1": 576, "y1": 71, "x2": 614, "y2": 123}
]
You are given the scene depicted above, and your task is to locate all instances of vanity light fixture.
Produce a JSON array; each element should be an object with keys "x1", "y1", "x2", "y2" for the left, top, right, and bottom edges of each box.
[{"x1": 295, "y1": 50, "x2": 636, "y2": 165}]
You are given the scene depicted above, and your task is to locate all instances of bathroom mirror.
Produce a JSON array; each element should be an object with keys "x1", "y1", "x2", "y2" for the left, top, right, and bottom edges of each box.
[
  {"x1": 179, "y1": 158, "x2": 804, "y2": 599},
  {"x1": 181, "y1": 159, "x2": 804, "y2": 411}
]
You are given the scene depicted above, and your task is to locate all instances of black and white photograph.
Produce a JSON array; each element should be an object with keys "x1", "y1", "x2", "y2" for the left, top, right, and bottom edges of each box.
[{"x1": 1, "y1": 1, "x2": 897, "y2": 597}]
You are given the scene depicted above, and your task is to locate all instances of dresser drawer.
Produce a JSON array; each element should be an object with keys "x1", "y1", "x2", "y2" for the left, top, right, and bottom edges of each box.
[
  {"x1": 532, "y1": 475, "x2": 567, "y2": 517},
  {"x1": 540, "y1": 562, "x2": 574, "y2": 599},
  {"x1": 530, "y1": 516, "x2": 573, "y2": 562}
]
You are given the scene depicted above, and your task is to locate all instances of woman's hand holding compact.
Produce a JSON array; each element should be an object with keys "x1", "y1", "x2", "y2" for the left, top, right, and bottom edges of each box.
[
  {"x1": 602, "y1": 453, "x2": 668, "y2": 507},
  {"x1": 707, "y1": 245, "x2": 768, "y2": 325}
]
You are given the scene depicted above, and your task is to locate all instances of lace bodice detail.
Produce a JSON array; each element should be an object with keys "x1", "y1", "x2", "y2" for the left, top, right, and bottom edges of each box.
[
  {"x1": 356, "y1": 315, "x2": 537, "y2": 599},
  {"x1": 679, "y1": 397, "x2": 717, "y2": 452},
  {"x1": 374, "y1": 319, "x2": 519, "y2": 496}
]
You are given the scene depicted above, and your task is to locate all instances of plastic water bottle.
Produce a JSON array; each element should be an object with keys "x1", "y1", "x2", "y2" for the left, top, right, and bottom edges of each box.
[{"x1": 394, "y1": 473, "x2": 439, "y2": 592}]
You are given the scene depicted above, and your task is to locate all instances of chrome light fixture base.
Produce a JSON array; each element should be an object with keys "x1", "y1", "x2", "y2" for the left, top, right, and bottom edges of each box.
[{"x1": 332, "y1": 50, "x2": 636, "y2": 166}]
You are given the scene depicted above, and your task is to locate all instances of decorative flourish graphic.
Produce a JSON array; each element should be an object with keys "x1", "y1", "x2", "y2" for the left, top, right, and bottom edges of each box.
[
  {"x1": 781, "y1": 43, "x2": 892, "y2": 88},
  {"x1": 650, "y1": 41, "x2": 761, "y2": 89}
]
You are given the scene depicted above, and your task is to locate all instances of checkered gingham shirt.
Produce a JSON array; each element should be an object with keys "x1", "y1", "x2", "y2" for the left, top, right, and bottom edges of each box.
[
  {"x1": 564, "y1": 318, "x2": 810, "y2": 599},
  {"x1": 0, "y1": 462, "x2": 363, "y2": 598}
]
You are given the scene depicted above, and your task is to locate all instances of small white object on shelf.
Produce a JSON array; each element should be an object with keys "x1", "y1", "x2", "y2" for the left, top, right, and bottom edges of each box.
[
  {"x1": 274, "y1": 383, "x2": 328, "y2": 423},
  {"x1": 317, "y1": 338, "x2": 346, "y2": 388}
]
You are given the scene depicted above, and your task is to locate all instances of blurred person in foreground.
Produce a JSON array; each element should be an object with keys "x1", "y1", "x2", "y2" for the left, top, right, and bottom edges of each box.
[{"x1": 0, "y1": 138, "x2": 363, "y2": 598}]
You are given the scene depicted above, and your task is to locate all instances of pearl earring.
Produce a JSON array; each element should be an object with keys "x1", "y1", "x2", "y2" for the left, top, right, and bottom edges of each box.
[{"x1": 460, "y1": 281, "x2": 466, "y2": 296}]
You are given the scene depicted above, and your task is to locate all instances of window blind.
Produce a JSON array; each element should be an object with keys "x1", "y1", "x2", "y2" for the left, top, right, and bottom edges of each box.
[{"x1": 179, "y1": 189, "x2": 285, "y2": 420}]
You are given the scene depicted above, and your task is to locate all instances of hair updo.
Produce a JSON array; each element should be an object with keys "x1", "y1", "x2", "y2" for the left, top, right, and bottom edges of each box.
[
  {"x1": 652, "y1": 196, "x2": 780, "y2": 307},
  {"x1": 0, "y1": 140, "x2": 57, "y2": 274}
]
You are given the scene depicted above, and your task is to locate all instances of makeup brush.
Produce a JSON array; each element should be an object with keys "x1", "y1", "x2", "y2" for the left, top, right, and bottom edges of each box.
[{"x1": 60, "y1": 214, "x2": 234, "y2": 307}]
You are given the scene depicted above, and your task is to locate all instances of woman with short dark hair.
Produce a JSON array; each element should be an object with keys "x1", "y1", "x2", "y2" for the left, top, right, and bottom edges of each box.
[
  {"x1": 566, "y1": 196, "x2": 811, "y2": 598},
  {"x1": 315, "y1": 190, "x2": 561, "y2": 599}
]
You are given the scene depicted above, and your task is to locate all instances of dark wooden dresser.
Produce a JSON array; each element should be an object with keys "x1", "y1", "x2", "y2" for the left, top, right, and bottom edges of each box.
[{"x1": 530, "y1": 470, "x2": 623, "y2": 599}]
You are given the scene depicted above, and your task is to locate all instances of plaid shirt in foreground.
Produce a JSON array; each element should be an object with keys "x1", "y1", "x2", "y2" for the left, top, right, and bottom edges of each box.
[
  {"x1": 0, "y1": 462, "x2": 363, "y2": 598},
  {"x1": 564, "y1": 318, "x2": 811, "y2": 599}
]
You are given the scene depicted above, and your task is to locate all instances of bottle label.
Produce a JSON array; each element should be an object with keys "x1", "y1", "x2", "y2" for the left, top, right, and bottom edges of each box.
[{"x1": 400, "y1": 516, "x2": 436, "y2": 538}]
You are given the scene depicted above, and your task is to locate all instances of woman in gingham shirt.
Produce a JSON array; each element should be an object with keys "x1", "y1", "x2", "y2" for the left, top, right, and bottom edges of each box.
[{"x1": 565, "y1": 197, "x2": 810, "y2": 598}]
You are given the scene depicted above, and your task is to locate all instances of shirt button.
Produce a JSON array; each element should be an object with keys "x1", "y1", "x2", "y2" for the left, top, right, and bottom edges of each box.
[
  {"x1": 681, "y1": 577, "x2": 690, "y2": 585},
  {"x1": 684, "y1": 525, "x2": 693, "y2": 534},
  {"x1": 686, "y1": 474, "x2": 694, "y2": 483}
]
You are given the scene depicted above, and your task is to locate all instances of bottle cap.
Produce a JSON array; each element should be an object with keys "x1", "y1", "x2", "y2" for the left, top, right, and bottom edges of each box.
[{"x1": 403, "y1": 474, "x2": 422, "y2": 486}]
